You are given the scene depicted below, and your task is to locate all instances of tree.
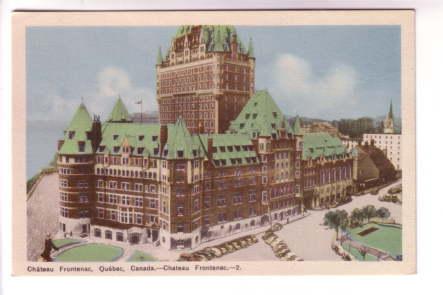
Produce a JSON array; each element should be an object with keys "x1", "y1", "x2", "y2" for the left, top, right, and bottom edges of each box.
[
  {"x1": 350, "y1": 208, "x2": 363, "y2": 227},
  {"x1": 324, "y1": 210, "x2": 349, "y2": 240},
  {"x1": 376, "y1": 207, "x2": 391, "y2": 221},
  {"x1": 362, "y1": 205, "x2": 377, "y2": 223}
]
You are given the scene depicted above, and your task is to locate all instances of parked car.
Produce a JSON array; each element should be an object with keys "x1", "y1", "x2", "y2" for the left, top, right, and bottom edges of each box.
[
  {"x1": 271, "y1": 223, "x2": 283, "y2": 232},
  {"x1": 209, "y1": 247, "x2": 223, "y2": 257}
]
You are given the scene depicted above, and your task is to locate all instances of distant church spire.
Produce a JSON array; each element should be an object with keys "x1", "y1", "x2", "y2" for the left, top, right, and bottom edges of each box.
[
  {"x1": 383, "y1": 100, "x2": 395, "y2": 134},
  {"x1": 388, "y1": 100, "x2": 393, "y2": 119}
]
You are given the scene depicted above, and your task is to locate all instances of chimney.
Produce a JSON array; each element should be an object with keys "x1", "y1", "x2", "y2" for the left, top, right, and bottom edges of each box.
[
  {"x1": 88, "y1": 115, "x2": 102, "y2": 152},
  {"x1": 57, "y1": 140, "x2": 65, "y2": 151},
  {"x1": 160, "y1": 124, "x2": 168, "y2": 150},
  {"x1": 231, "y1": 33, "x2": 238, "y2": 59}
]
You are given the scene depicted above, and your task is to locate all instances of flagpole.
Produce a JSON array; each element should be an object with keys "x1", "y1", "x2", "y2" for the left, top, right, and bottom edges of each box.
[{"x1": 140, "y1": 99, "x2": 143, "y2": 123}]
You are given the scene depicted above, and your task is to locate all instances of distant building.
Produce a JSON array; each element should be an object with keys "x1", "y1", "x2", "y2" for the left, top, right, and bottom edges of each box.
[
  {"x1": 156, "y1": 25, "x2": 255, "y2": 134},
  {"x1": 296, "y1": 118, "x2": 354, "y2": 210},
  {"x1": 363, "y1": 101, "x2": 401, "y2": 170}
]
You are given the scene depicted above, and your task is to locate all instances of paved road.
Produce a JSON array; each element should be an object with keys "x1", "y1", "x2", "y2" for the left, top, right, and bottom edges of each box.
[
  {"x1": 27, "y1": 173, "x2": 60, "y2": 261},
  {"x1": 279, "y1": 180, "x2": 402, "y2": 261}
]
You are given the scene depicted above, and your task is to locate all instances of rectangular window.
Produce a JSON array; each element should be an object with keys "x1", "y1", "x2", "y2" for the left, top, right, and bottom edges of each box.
[
  {"x1": 216, "y1": 196, "x2": 226, "y2": 207},
  {"x1": 134, "y1": 197, "x2": 143, "y2": 207},
  {"x1": 97, "y1": 208, "x2": 105, "y2": 219},
  {"x1": 135, "y1": 214, "x2": 143, "y2": 225},
  {"x1": 79, "y1": 195, "x2": 89, "y2": 203},
  {"x1": 60, "y1": 179, "x2": 68, "y2": 188}
]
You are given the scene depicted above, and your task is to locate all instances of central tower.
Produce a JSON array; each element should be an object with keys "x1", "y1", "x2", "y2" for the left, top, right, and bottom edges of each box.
[{"x1": 156, "y1": 25, "x2": 255, "y2": 134}]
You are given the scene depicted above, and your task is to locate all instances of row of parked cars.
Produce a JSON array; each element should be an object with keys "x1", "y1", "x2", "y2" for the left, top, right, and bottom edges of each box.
[
  {"x1": 378, "y1": 194, "x2": 401, "y2": 204},
  {"x1": 178, "y1": 235, "x2": 259, "y2": 261},
  {"x1": 262, "y1": 230, "x2": 303, "y2": 261}
]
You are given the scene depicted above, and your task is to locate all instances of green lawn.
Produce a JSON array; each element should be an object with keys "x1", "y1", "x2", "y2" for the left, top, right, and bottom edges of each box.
[
  {"x1": 127, "y1": 250, "x2": 157, "y2": 262},
  {"x1": 52, "y1": 238, "x2": 81, "y2": 248},
  {"x1": 349, "y1": 223, "x2": 402, "y2": 258},
  {"x1": 55, "y1": 243, "x2": 123, "y2": 262}
]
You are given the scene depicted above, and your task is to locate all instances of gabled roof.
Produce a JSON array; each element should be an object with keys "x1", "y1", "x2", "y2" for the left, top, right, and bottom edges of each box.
[
  {"x1": 164, "y1": 117, "x2": 203, "y2": 160},
  {"x1": 59, "y1": 103, "x2": 94, "y2": 155},
  {"x1": 302, "y1": 132, "x2": 347, "y2": 160},
  {"x1": 229, "y1": 89, "x2": 293, "y2": 138},
  {"x1": 107, "y1": 97, "x2": 131, "y2": 122},
  {"x1": 292, "y1": 116, "x2": 303, "y2": 135}
]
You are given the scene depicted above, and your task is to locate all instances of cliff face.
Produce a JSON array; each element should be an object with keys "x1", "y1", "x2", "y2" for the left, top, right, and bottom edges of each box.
[{"x1": 27, "y1": 173, "x2": 59, "y2": 261}]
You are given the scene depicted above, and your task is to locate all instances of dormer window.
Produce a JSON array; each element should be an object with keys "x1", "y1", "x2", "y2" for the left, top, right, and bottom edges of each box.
[
  {"x1": 177, "y1": 150, "x2": 184, "y2": 158},
  {"x1": 68, "y1": 131, "x2": 75, "y2": 139},
  {"x1": 139, "y1": 135, "x2": 145, "y2": 141},
  {"x1": 163, "y1": 149, "x2": 168, "y2": 157},
  {"x1": 252, "y1": 113, "x2": 258, "y2": 119},
  {"x1": 78, "y1": 141, "x2": 85, "y2": 152},
  {"x1": 271, "y1": 123, "x2": 276, "y2": 129},
  {"x1": 240, "y1": 123, "x2": 245, "y2": 129},
  {"x1": 113, "y1": 134, "x2": 119, "y2": 140},
  {"x1": 152, "y1": 136, "x2": 158, "y2": 141},
  {"x1": 272, "y1": 112, "x2": 277, "y2": 118},
  {"x1": 227, "y1": 146, "x2": 233, "y2": 152},
  {"x1": 137, "y1": 147, "x2": 144, "y2": 154},
  {"x1": 192, "y1": 149, "x2": 197, "y2": 157},
  {"x1": 154, "y1": 147, "x2": 159, "y2": 155},
  {"x1": 113, "y1": 146, "x2": 120, "y2": 153},
  {"x1": 245, "y1": 113, "x2": 250, "y2": 119},
  {"x1": 220, "y1": 146, "x2": 226, "y2": 152}
]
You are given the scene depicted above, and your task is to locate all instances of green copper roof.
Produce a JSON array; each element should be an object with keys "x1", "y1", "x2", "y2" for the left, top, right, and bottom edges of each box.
[
  {"x1": 302, "y1": 132, "x2": 347, "y2": 160},
  {"x1": 157, "y1": 46, "x2": 163, "y2": 64},
  {"x1": 59, "y1": 103, "x2": 94, "y2": 155},
  {"x1": 292, "y1": 116, "x2": 303, "y2": 135},
  {"x1": 173, "y1": 25, "x2": 246, "y2": 54},
  {"x1": 229, "y1": 89, "x2": 292, "y2": 138},
  {"x1": 199, "y1": 133, "x2": 258, "y2": 167},
  {"x1": 97, "y1": 122, "x2": 161, "y2": 156},
  {"x1": 164, "y1": 117, "x2": 202, "y2": 159},
  {"x1": 107, "y1": 97, "x2": 131, "y2": 122}
]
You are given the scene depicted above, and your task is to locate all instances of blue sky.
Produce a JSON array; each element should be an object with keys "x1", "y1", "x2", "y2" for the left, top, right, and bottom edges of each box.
[{"x1": 26, "y1": 25, "x2": 400, "y2": 122}]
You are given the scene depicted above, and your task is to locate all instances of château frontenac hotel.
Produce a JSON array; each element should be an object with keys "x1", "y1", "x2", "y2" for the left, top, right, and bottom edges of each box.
[{"x1": 56, "y1": 25, "x2": 354, "y2": 249}]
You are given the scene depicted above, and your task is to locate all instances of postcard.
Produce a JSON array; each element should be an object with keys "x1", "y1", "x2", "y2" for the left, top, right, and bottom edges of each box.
[{"x1": 12, "y1": 10, "x2": 415, "y2": 275}]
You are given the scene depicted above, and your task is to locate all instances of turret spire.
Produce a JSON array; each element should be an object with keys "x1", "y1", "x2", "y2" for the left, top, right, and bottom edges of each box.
[
  {"x1": 157, "y1": 46, "x2": 163, "y2": 64},
  {"x1": 247, "y1": 37, "x2": 254, "y2": 58}
]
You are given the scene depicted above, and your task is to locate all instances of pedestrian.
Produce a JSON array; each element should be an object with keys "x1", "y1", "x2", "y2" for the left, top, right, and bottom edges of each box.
[{"x1": 40, "y1": 233, "x2": 59, "y2": 262}]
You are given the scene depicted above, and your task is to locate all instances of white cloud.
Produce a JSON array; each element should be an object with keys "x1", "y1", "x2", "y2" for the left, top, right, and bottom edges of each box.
[
  {"x1": 30, "y1": 66, "x2": 157, "y2": 121},
  {"x1": 87, "y1": 66, "x2": 157, "y2": 119},
  {"x1": 270, "y1": 53, "x2": 359, "y2": 119}
]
